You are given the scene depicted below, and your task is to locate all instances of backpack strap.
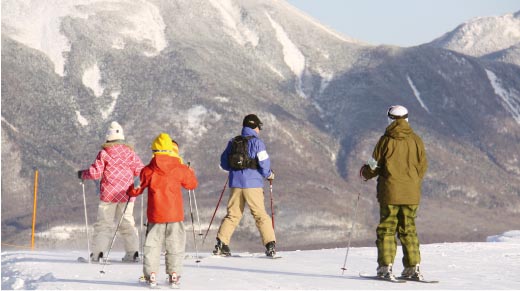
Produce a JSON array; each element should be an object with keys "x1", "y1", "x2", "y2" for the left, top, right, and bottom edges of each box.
[{"x1": 244, "y1": 136, "x2": 259, "y2": 169}]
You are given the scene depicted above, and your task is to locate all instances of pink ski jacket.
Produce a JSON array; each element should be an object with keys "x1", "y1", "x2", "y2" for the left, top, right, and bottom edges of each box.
[{"x1": 82, "y1": 142, "x2": 144, "y2": 203}]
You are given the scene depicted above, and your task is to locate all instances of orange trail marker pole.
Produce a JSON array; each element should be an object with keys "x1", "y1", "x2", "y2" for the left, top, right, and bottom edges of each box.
[{"x1": 31, "y1": 169, "x2": 39, "y2": 250}]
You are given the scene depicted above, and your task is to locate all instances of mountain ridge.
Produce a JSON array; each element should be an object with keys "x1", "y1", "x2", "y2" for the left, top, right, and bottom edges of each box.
[
  {"x1": 428, "y1": 10, "x2": 520, "y2": 65},
  {"x1": 2, "y1": 0, "x2": 519, "y2": 250}
]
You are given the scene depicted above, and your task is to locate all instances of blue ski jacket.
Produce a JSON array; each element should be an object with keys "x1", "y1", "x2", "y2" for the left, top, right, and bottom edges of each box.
[{"x1": 220, "y1": 127, "x2": 272, "y2": 188}]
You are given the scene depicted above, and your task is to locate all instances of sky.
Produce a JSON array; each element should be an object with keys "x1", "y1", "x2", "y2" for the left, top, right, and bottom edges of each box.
[{"x1": 286, "y1": 0, "x2": 520, "y2": 47}]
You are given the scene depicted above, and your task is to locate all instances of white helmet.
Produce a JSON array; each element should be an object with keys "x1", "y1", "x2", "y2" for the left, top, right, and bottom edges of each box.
[{"x1": 387, "y1": 105, "x2": 408, "y2": 124}]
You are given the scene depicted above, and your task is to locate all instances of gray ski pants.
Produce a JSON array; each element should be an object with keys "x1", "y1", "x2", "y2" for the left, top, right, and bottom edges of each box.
[
  {"x1": 143, "y1": 222, "x2": 186, "y2": 277},
  {"x1": 91, "y1": 201, "x2": 139, "y2": 257}
]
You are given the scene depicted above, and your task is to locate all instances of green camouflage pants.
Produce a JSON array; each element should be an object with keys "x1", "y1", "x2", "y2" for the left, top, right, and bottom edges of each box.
[{"x1": 376, "y1": 204, "x2": 421, "y2": 267}]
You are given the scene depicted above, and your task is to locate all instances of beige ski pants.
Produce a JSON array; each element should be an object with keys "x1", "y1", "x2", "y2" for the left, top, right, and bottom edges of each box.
[
  {"x1": 143, "y1": 222, "x2": 186, "y2": 277},
  {"x1": 91, "y1": 201, "x2": 139, "y2": 256},
  {"x1": 217, "y1": 187, "x2": 276, "y2": 246}
]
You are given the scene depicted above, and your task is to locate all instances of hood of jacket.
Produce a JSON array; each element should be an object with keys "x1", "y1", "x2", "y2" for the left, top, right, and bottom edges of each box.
[
  {"x1": 241, "y1": 126, "x2": 258, "y2": 138},
  {"x1": 101, "y1": 142, "x2": 135, "y2": 161},
  {"x1": 102, "y1": 140, "x2": 133, "y2": 150},
  {"x1": 149, "y1": 155, "x2": 182, "y2": 175},
  {"x1": 384, "y1": 119, "x2": 413, "y2": 140},
  {"x1": 151, "y1": 133, "x2": 184, "y2": 163}
]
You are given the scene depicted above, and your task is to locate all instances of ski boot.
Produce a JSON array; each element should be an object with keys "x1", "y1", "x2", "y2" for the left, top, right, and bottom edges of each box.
[
  {"x1": 168, "y1": 272, "x2": 180, "y2": 289},
  {"x1": 401, "y1": 264, "x2": 424, "y2": 280},
  {"x1": 90, "y1": 252, "x2": 103, "y2": 262},
  {"x1": 122, "y1": 251, "x2": 139, "y2": 262},
  {"x1": 376, "y1": 264, "x2": 396, "y2": 280},
  {"x1": 148, "y1": 272, "x2": 157, "y2": 288},
  {"x1": 213, "y1": 238, "x2": 231, "y2": 256},
  {"x1": 139, "y1": 275, "x2": 147, "y2": 283},
  {"x1": 265, "y1": 241, "x2": 276, "y2": 257}
]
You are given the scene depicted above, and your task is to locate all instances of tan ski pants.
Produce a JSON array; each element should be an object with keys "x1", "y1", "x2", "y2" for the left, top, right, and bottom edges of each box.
[{"x1": 217, "y1": 187, "x2": 276, "y2": 246}]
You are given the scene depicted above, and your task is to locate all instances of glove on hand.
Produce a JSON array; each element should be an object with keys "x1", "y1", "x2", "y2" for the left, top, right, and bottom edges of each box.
[
  {"x1": 367, "y1": 157, "x2": 378, "y2": 171},
  {"x1": 133, "y1": 176, "x2": 141, "y2": 189},
  {"x1": 77, "y1": 170, "x2": 84, "y2": 180},
  {"x1": 359, "y1": 165, "x2": 369, "y2": 181},
  {"x1": 267, "y1": 171, "x2": 275, "y2": 181}
]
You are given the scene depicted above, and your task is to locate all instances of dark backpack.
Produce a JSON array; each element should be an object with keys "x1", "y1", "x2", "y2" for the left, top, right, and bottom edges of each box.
[{"x1": 228, "y1": 135, "x2": 258, "y2": 170}]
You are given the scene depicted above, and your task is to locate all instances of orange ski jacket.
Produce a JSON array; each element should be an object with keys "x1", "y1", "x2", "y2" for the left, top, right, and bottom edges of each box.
[{"x1": 128, "y1": 155, "x2": 198, "y2": 223}]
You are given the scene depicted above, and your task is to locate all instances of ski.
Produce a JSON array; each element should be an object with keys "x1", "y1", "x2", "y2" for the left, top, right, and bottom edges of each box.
[
  {"x1": 208, "y1": 252, "x2": 254, "y2": 258},
  {"x1": 169, "y1": 282, "x2": 180, "y2": 289},
  {"x1": 359, "y1": 272, "x2": 406, "y2": 283},
  {"x1": 208, "y1": 254, "x2": 239, "y2": 258},
  {"x1": 148, "y1": 282, "x2": 160, "y2": 289},
  {"x1": 139, "y1": 274, "x2": 161, "y2": 289},
  {"x1": 168, "y1": 272, "x2": 180, "y2": 289},
  {"x1": 262, "y1": 255, "x2": 282, "y2": 259},
  {"x1": 397, "y1": 276, "x2": 439, "y2": 283},
  {"x1": 77, "y1": 256, "x2": 140, "y2": 264},
  {"x1": 142, "y1": 281, "x2": 179, "y2": 289},
  {"x1": 77, "y1": 256, "x2": 110, "y2": 264},
  {"x1": 208, "y1": 253, "x2": 281, "y2": 259}
]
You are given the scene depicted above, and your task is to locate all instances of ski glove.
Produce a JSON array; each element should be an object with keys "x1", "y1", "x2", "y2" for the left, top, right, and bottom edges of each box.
[
  {"x1": 77, "y1": 170, "x2": 84, "y2": 180},
  {"x1": 267, "y1": 171, "x2": 275, "y2": 181},
  {"x1": 133, "y1": 176, "x2": 140, "y2": 189},
  {"x1": 367, "y1": 157, "x2": 378, "y2": 171},
  {"x1": 359, "y1": 165, "x2": 369, "y2": 181}
]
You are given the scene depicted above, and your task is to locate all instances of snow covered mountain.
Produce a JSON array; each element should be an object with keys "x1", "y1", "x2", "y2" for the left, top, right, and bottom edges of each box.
[
  {"x1": 428, "y1": 10, "x2": 520, "y2": 65},
  {"x1": 2, "y1": 0, "x2": 520, "y2": 251}
]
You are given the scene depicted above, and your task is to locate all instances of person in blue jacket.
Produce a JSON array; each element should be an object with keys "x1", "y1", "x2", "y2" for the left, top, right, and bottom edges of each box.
[{"x1": 214, "y1": 114, "x2": 276, "y2": 257}]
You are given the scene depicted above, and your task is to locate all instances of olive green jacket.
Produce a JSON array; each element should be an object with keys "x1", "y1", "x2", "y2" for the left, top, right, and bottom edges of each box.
[{"x1": 362, "y1": 119, "x2": 428, "y2": 205}]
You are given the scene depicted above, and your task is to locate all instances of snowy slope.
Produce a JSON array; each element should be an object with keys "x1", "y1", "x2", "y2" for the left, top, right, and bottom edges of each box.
[
  {"x1": 2, "y1": 231, "x2": 520, "y2": 290},
  {"x1": 1, "y1": 0, "x2": 168, "y2": 76},
  {"x1": 429, "y1": 11, "x2": 520, "y2": 57},
  {"x1": 3, "y1": 0, "x2": 520, "y2": 253}
]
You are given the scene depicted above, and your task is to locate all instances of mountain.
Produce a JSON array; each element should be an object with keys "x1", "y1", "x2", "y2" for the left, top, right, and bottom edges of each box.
[
  {"x1": 482, "y1": 42, "x2": 520, "y2": 66},
  {"x1": 428, "y1": 10, "x2": 520, "y2": 65},
  {"x1": 2, "y1": 0, "x2": 520, "y2": 251}
]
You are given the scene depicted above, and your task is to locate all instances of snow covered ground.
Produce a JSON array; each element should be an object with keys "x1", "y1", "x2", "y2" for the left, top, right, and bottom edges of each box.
[{"x1": 2, "y1": 231, "x2": 520, "y2": 290}]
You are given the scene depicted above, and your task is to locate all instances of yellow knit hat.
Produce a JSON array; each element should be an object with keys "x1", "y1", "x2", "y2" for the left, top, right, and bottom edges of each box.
[{"x1": 151, "y1": 133, "x2": 183, "y2": 163}]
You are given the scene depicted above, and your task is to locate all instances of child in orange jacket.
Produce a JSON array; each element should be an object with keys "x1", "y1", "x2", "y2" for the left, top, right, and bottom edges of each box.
[{"x1": 127, "y1": 133, "x2": 197, "y2": 288}]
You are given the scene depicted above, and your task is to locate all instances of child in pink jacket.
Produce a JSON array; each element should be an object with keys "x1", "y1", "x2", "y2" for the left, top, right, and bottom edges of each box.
[{"x1": 78, "y1": 121, "x2": 144, "y2": 262}]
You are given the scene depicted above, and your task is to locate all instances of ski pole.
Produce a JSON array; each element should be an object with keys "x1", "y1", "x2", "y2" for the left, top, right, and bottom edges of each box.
[
  {"x1": 340, "y1": 191, "x2": 361, "y2": 275},
  {"x1": 186, "y1": 162, "x2": 202, "y2": 240},
  {"x1": 188, "y1": 190, "x2": 201, "y2": 264},
  {"x1": 100, "y1": 199, "x2": 131, "y2": 274},
  {"x1": 81, "y1": 181, "x2": 91, "y2": 263},
  {"x1": 135, "y1": 176, "x2": 144, "y2": 261},
  {"x1": 269, "y1": 180, "x2": 275, "y2": 230},
  {"x1": 140, "y1": 195, "x2": 144, "y2": 261},
  {"x1": 192, "y1": 189, "x2": 202, "y2": 237},
  {"x1": 201, "y1": 176, "x2": 228, "y2": 246}
]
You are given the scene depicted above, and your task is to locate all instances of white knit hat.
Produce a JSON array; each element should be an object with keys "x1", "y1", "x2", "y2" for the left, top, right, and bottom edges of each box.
[
  {"x1": 387, "y1": 105, "x2": 408, "y2": 124},
  {"x1": 105, "y1": 121, "x2": 125, "y2": 141}
]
